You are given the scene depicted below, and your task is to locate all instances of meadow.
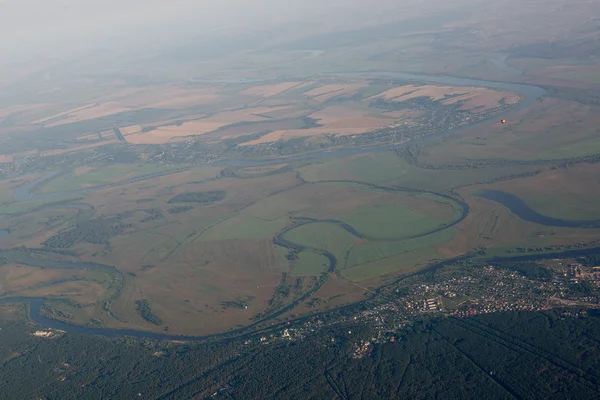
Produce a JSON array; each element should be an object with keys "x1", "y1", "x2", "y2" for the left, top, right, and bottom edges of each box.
[{"x1": 35, "y1": 164, "x2": 184, "y2": 195}]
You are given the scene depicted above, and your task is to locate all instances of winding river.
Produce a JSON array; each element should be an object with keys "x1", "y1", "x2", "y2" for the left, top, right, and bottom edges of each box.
[
  {"x1": 477, "y1": 190, "x2": 600, "y2": 229},
  {"x1": 1, "y1": 71, "x2": 553, "y2": 340}
]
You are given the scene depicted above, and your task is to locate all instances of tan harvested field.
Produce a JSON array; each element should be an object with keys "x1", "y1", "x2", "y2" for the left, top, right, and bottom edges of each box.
[
  {"x1": 303, "y1": 82, "x2": 368, "y2": 101},
  {"x1": 25, "y1": 85, "x2": 224, "y2": 128},
  {"x1": 241, "y1": 81, "x2": 304, "y2": 97},
  {"x1": 240, "y1": 105, "x2": 395, "y2": 145},
  {"x1": 124, "y1": 106, "x2": 291, "y2": 144},
  {"x1": 0, "y1": 154, "x2": 13, "y2": 163},
  {"x1": 368, "y1": 84, "x2": 517, "y2": 112},
  {"x1": 119, "y1": 125, "x2": 143, "y2": 135},
  {"x1": 206, "y1": 119, "x2": 300, "y2": 141},
  {"x1": 124, "y1": 123, "x2": 222, "y2": 144}
]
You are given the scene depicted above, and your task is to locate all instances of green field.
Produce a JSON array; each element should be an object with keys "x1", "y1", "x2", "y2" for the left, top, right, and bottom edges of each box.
[
  {"x1": 0, "y1": 197, "x2": 80, "y2": 216},
  {"x1": 0, "y1": 200, "x2": 48, "y2": 215},
  {"x1": 514, "y1": 193, "x2": 600, "y2": 221},
  {"x1": 338, "y1": 203, "x2": 450, "y2": 240},
  {"x1": 548, "y1": 69, "x2": 600, "y2": 84},
  {"x1": 201, "y1": 188, "x2": 308, "y2": 241},
  {"x1": 302, "y1": 152, "x2": 545, "y2": 192},
  {"x1": 36, "y1": 164, "x2": 183, "y2": 194},
  {"x1": 290, "y1": 251, "x2": 330, "y2": 276},
  {"x1": 284, "y1": 222, "x2": 357, "y2": 264},
  {"x1": 202, "y1": 214, "x2": 289, "y2": 240},
  {"x1": 345, "y1": 227, "x2": 455, "y2": 270}
]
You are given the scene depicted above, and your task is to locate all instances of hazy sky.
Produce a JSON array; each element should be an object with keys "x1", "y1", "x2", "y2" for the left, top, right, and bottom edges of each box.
[
  {"x1": 0, "y1": 0, "x2": 408, "y2": 54},
  {"x1": 0, "y1": 0, "x2": 448, "y2": 83},
  {"x1": 0, "y1": 1, "x2": 240, "y2": 52}
]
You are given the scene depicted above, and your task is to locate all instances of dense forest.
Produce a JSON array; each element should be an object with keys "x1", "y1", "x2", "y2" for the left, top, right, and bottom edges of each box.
[
  {"x1": 2, "y1": 307, "x2": 600, "y2": 399},
  {"x1": 43, "y1": 216, "x2": 131, "y2": 248}
]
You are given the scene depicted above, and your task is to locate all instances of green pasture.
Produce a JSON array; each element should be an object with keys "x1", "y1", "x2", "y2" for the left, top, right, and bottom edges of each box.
[
  {"x1": 419, "y1": 117, "x2": 600, "y2": 163},
  {"x1": 345, "y1": 227, "x2": 455, "y2": 271},
  {"x1": 201, "y1": 190, "x2": 309, "y2": 241},
  {"x1": 516, "y1": 193, "x2": 600, "y2": 221},
  {"x1": 202, "y1": 214, "x2": 289, "y2": 241},
  {"x1": 338, "y1": 203, "x2": 450, "y2": 240},
  {"x1": 0, "y1": 198, "x2": 78, "y2": 216},
  {"x1": 301, "y1": 152, "x2": 545, "y2": 192},
  {"x1": 283, "y1": 222, "x2": 357, "y2": 264},
  {"x1": 548, "y1": 69, "x2": 600, "y2": 84},
  {"x1": 36, "y1": 164, "x2": 182, "y2": 194},
  {"x1": 290, "y1": 251, "x2": 330, "y2": 276},
  {"x1": 0, "y1": 201, "x2": 47, "y2": 215}
]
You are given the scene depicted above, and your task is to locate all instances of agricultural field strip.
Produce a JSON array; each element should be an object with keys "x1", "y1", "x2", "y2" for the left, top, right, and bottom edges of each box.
[{"x1": 23, "y1": 167, "x2": 194, "y2": 201}]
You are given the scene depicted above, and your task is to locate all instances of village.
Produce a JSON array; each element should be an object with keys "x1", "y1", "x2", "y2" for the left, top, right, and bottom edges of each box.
[{"x1": 249, "y1": 258, "x2": 600, "y2": 347}]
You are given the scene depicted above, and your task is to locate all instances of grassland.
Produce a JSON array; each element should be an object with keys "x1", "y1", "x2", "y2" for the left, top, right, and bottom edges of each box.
[
  {"x1": 290, "y1": 252, "x2": 330, "y2": 276},
  {"x1": 35, "y1": 164, "x2": 184, "y2": 194},
  {"x1": 416, "y1": 97, "x2": 600, "y2": 164},
  {"x1": 470, "y1": 164, "x2": 600, "y2": 221},
  {"x1": 284, "y1": 222, "x2": 357, "y2": 262},
  {"x1": 342, "y1": 228, "x2": 456, "y2": 281},
  {"x1": 338, "y1": 203, "x2": 451, "y2": 240}
]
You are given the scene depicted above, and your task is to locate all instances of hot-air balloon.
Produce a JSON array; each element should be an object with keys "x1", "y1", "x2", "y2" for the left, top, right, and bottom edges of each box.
[{"x1": 501, "y1": 119, "x2": 506, "y2": 124}]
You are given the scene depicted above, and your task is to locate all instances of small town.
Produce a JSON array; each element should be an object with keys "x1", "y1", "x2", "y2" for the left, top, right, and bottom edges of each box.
[{"x1": 252, "y1": 258, "x2": 600, "y2": 346}]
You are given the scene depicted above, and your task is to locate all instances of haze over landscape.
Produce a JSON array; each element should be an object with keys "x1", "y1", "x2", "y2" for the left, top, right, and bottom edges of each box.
[{"x1": 2, "y1": 0, "x2": 600, "y2": 398}]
